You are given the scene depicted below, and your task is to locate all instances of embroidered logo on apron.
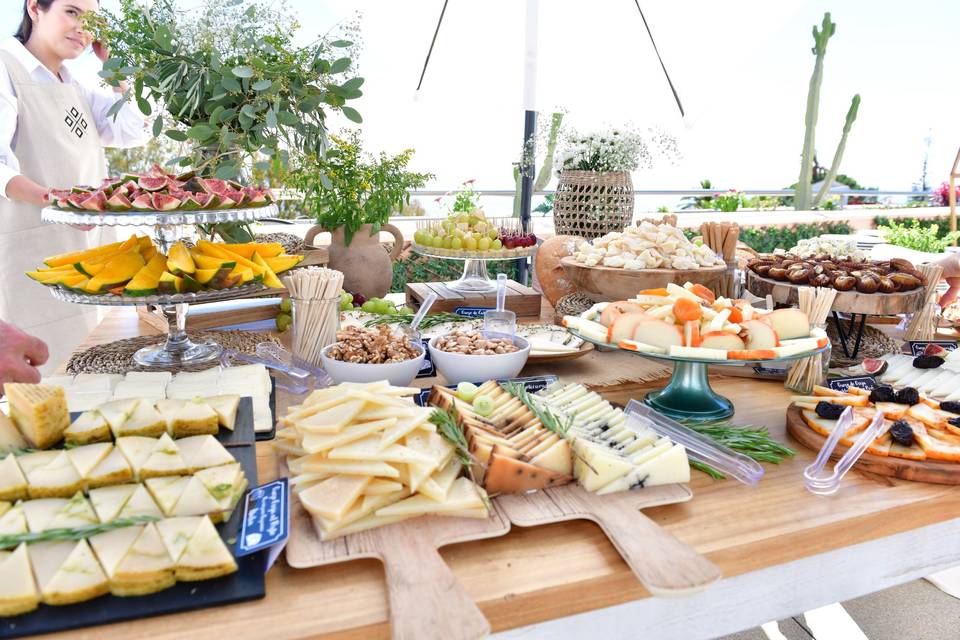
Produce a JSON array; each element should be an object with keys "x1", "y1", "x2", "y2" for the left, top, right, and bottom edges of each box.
[{"x1": 64, "y1": 106, "x2": 88, "y2": 139}]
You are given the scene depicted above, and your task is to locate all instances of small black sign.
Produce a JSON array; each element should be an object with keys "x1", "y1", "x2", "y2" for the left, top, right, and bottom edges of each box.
[
  {"x1": 416, "y1": 338, "x2": 437, "y2": 378},
  {"x1": 908, "y1": 341, "x2": 958, "y2": 356},
  {"x1": 454, "y1": 306, "x2": 492, "y2": 318},
  {"x1": 827, "y1": 375, "x2": 877, "y2": 393}
]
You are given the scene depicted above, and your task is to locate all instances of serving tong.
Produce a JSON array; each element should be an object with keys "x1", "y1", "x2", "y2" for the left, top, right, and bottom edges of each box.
[{"x1": 803, "y1": 406, "x2": 886, "y2": 495}]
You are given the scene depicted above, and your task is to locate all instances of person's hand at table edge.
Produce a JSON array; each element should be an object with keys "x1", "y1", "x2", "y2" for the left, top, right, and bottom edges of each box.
[{"x1": 0, "y1": 321, "x2": 49, "y2": 395}]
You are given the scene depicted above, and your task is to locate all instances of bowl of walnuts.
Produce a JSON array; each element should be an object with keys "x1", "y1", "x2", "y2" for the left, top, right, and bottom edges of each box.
[
  {"x1": 320, "y1": 325, "x2": 426, "y2": 386},
  {"x1": 428, "y1": 330, "x2": 531, "y2": 384}
]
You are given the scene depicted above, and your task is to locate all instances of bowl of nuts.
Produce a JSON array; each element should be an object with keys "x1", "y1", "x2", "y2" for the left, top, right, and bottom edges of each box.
[
  {"x1": 428, "y1": 330, "x2": 531, "y2": 384},
  {"x1": 320, "y1": 325, "x2": 426, "y2": 386}
]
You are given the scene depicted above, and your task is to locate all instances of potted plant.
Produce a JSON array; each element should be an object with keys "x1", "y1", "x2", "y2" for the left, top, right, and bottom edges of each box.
[
  {"x1": 553, "y1": 127, "x2": 678, "y2": 239},
  {"x1": 86, "y1": 0, "x2": 363, "y2": 241},
  {"x1": 289, "y1": 131, "x2": 433, "y2": 298}
]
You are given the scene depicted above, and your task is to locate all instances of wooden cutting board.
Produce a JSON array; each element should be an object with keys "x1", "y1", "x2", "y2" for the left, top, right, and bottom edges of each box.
[
  {"x1": 786, "y1": 404, "x2": 960, "y2": 485},
  {"x1": 559, "y1": 257, "x2": 725, "y2": 302},
  {"x1": 745, "y1": 270, "x2": 925, "y2": 316},
  {"x1": 283, "y1": 460, "x2": 510, "y2": 640},
  {"x1": 496, "y1": 483, "x2": 721, "y2": 596}
]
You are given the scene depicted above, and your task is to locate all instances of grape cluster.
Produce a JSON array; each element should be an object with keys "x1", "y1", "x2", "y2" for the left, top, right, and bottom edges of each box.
[{"x1": 413, "y1": 211, "x2": 535, "y2": 254}]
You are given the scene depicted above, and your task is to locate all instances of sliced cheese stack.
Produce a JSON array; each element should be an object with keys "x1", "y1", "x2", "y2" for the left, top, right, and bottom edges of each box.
[
  {"x1": 64, "y1": 395, "x2": 240, "y2": 445},
  {"x1": 428, "y1": 382, "x2": 574, "y2": 493},
  {"x1": 535, "y1": 382, "x2": 690, "y2": 493},
  {"x1": 878, "y1": 353, "x2": 960, "y2": 402},
  {"x1": 3, "y1": 383, "x2": 70, "y2": 449},
  {"x1": 0, "y1": 435, "x2": 238, "y2": 502},
  {"x1": 169, "y1": 365, "x2": 271, "y2": 432},
  {"x1": 274, "y1": 381, "x2": 490, "y2": 540}
]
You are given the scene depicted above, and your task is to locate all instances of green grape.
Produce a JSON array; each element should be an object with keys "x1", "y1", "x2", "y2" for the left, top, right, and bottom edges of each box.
[
  {"x1": 442, "y1": 236, "x2": 453, "y2": 249},
  {"x1": 280, "y1": 297, "x2": 293, "y2": 313},
  {"x1": 377, "y1": 300, "x2": 395, "y2": 314},
  {"x1": 275, "y1": 313, "x2": 292, "y2": 333},
  {"x1": 361, "y1": 300, "x2": 378, "y2": 313},
  {"x1": 451, "y1": 237, "x2": 462, "y2": 250},
  {"x1": 473, "y1": 395, "x2": 494, "y2": 417},
  {"x1": 398, "y1": 306, "x2": 414, "y2": 316},
  {"x1": 477, "y1": 237, "x2": 491, "y2": 251},
  {"x1": 456, "y1": 382, "x2": 479, "y2": 402},
  {"x1": 487, "y1": 228, "x2": 499, "y2": 240},
  {"x1": 432, "y1": 235, "x2": 444, "y2": 248},
  {"x1": 464, "y1": 236, "x2": 478, "y2": 251},
  {"x1": 491, "y1": 239, "x2": 503, "y2": 250}
]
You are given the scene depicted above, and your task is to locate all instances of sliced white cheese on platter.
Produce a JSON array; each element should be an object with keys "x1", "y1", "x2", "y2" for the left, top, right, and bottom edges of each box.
[
  {"x1": 66, "y1": 442, "x2": 113, "y2": 479},
  {"x1": 596, "y1": 444, "x2": 691, "y2": 494},
  {"x1": 89, "y1": 484, "x2": 138, "y2": 523},
  {"x1": 113, "y1": 523, "x2": 174, "y2": 585},
  {"x1": 376, "y1": 478, "x2": 485, "y2": 517},
  {"x1": 300, "y1": 419, "x2": 393, "y2": 455},
  {"x1": 64, "y1": 411, "x2": 110, "y2": 444},
  {"x1": 46, "y1": 492, "x2": 99, "y2": 530},
  {"x1": 96, "y1": 398, "x2": 140, "y2": 434},
  {"x1": 176, "y1": 435, "x2": 234, "y2": 471},
  {"x1": 0, "y1": 454, "x2": 26, "y2": 500},
  {"x1": 40, "y1": 539, "x2": 108, "y2": 605},
  {"x1": 294, "y1": 400, "x2": 366, "y2": 435},
  {"x1": 301, "y1": 458, "x2": 400, "y2": 478},
  {"x1": 170, "y1": 476, "x2": 223, "y2": 517},
  {"x1": 144, "y1": 476, "x2": 189, "y2": 516},
  {"x1": 379, "y1": 414, "x2": 432, "y2": 449},
  {"x1": 668, "y1": 345, "x2": 728, "y2": 360},
  {"x1": 362, "y1": 479, "x2": 405, "y2": 496},
  {"x1": 116, "y1": 436, "x2": 158, "y2": 475},
  {"x1": 22, "y1": 498, "x2": 67, "y2": 533},
  {"x1": 156, "y1": 516, "x2": 203, "y2": 563},
  {"x1": 204, "y1": 395, "x2": 241, "y2": 430},
  {"x1": 329, "y1": 437, "x2": 434, "y2": 465},
  {"x1": 139, "y1": 433, "x2": 188, "y2": 478},
  {"x1": 89, "y1": 525, "x2": 143, "y2": 577},
  {"x1": 194, "y1": 462, "x2": 244, "y2": 510},
  {"x1": 0, "y1": 501, "x2": 27, "y2": 536},
  {"x1": 86, "y1": 447, "x2": 133, "y2": 487},
  {"x1": 0, "y1": 543, "x2": 38, "y2": 614},
  {"x1": 320, "y1": 512, "x2": 415, "y2": 541},
  {"x1": 26, "y1": 451, "x2": 83, "y2": 498},
  {"x1": 175, "y1": 516, "x2": 236, "y2": 580},
  {"x1": 299, "y1": 475, "x2": 370, "y2": 521}
]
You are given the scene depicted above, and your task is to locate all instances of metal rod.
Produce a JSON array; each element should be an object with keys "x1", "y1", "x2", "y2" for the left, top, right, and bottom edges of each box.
[
  {"x1": 518, "y1": 109, "x2": 537, "y2": 286},
  {"x1": 633, "y1": 0, "x2": 684, "y2": 118},
  {"x1": 415, "y1": 0, "x2": 450, "y2": 91}
]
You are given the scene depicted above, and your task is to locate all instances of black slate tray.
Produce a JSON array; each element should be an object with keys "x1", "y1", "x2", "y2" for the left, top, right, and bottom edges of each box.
[
  {"x1": 1, "y1": 445, "x2": 266, "y2": 637},
  {"x1": 69, "y1": 396, "x2": 256, "y2": 447}
]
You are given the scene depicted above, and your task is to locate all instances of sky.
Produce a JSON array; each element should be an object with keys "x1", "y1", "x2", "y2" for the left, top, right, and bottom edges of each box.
[{"x1": 2, "y1": 0, "x2": 959, "y2": 214}]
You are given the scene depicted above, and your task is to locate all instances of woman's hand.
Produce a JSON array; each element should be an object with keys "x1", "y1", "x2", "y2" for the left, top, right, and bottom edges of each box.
[
  {"x1": 92, "y1": 41, "x2": 110, "y2": 63},
  {"x1": 932, "y1": 253, "x2": 960, "y2": 308},
  {"x1": 0, "y1": 321, "x2": 48, "y2": 390}
]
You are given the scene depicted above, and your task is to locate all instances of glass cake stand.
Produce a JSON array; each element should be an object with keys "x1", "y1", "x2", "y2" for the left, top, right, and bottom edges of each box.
[
  {"x1": 410, "y1": 244, "x2": 536, "y2": 293},
  {"x1": 567, "y1": 328, "x2": 829, "y2": 421}
]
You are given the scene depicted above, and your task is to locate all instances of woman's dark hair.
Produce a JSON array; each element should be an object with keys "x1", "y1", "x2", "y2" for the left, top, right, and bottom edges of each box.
[{"x1": 15, "y1": 0, "x2": 57, "y2": 44}]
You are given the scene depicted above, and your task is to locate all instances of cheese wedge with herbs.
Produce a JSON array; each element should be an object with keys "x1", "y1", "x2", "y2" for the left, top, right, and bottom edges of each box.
[
  {"x1": 3, "y1": 383, "x2": 70, "y2": 449},
  {"x1": 89, "y1": 484, "x2": 138, "y2": 523},
  {"x1": 97, "y1": 398, "x2": 140, "y2": 435},
  {"x1": 116, "y1": 401, "x2": 167, "y2": 438},
  {"x1": 66, "y1": 442, "x2": 113, "y2": 479},
  {"x1": 33, "y1": 538, "x2": 109, "y2": 605},
  {"x1": 204, "y1": 395, "x2": 241, "y2": 431},
  {"x1": 0, "y1": 454, "x2": 27, "y2": 501},
  {"x1": 23, "y1": 451, "x2": 84, "y2": 498},
  {"x1": 111, "y1": 523, "x2": 175, "y2": 596},
  {"x1": 0, "y1": 501, "x2": 27, "y2": 536},
  {"x1": 0, "y1": 544, "x2": 39, "y2": 616},
  {"x1": 139, "y1": 433, "x2": 189, "y2": 479},
  {"x1": 174, "y1": 516, "x2": 237, "y2": 581},
  {"x1": 86, "y1": 446, "x2": 134, "y2": 488},
  {"x1": 0, "y1": 412, "x2": 28, "y2": 452},
  {"x1": 89, "y1": 524, "x2": 143, "y2": 580}
]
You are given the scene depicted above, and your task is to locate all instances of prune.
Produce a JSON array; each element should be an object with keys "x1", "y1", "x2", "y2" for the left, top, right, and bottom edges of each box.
[
  {"x1": 894, "y1": 387, "x2": 920, "y2": 405},
  {"x1": 912, "y1": 355, "x2": 944, "y2": 369},
  {"x1": 940, "y1": 401, "x2": 960, "y2": 415},
  {"x1": 889, "y1": 419, "x2": 915, "y2": 447},
  {"x1": 868, "y1": 386, "x2": 896, "y2": 403},
  {"x1": 815, "y1": 401, "x2": 845, "y2": 420},
  {"x1": 949, "y1": 417, "x2": 960, "y2": 429}
]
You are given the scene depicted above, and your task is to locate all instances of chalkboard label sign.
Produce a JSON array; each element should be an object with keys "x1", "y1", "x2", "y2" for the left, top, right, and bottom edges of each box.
[
  {"x1": 826, "y1": 375, "x2": 878, "y2": 393},
  {"x1": 454, "y1": 306, "x2": 492, "y2": 318},
  {"x1": 416, "y1": 338, "x2": 437, "y2": 378},
  {"x1": 237, "y1": 478, "x2": 288, "y2": 557},
  {"x1": 908, "y1": 341, "x2": 958, "y2": 357}
]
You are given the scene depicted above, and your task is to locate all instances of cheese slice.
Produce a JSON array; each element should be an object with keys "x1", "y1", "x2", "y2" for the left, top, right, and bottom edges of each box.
[
  {"x1": 89, "y1": 484, "x2": 138, "y2": 522},
  {"x1": 175, "y1": 516, "x2": 237, "y2": 581},
  {"x1": 0, "y1": 501, "x2": 27, "y2": 536},
  {"x1": 26, "y1": 451, "x2": 84, "y2": 499},
  {"x1": 116, "y1": 401, "x2": 167, "y2": 438},
  {"x1": 404, "y1": 431, "x2": 455, "y2": 467},
  {"x1": 320, "y1": 511, "x2": 415, "y2": 540},
  {"x1": 40, "y1": 539, "x2": 109, "y2": 605},
  {"x1": 171, "y1": 476, "x2": 224, "y2": 518},
  {"x1": 66, "y1": 442, "x2": 113, "y2": 479},
  {"x1": 116, "y1": 436, "x2": 159, "y2": 476},
  {"x1": 112, "y1": 523, "x2": 175, "y2": 595},
  {"x1": 378, "y1": 413, "x2": 430, "y2": 449},
  {"x1": 193, "y1": 462, "x2": 245, "y2": 510},
  {"x1": 4, "y1": 383, "x2": 70, "y2": 449},
  {"x1": 89, "y1": 524, "x2": 142, "y2": 577},
  {"x1": 329, "y1": 437, "x2": 434, "y2": 464},
  {"x1": 16, "y1": 450, "x2": 59, "y2": 477},
  {"x1": 156, "y1": 516, "x2": 203, "y2": 563},
  {"x1": 97, "y1": 398, "x2": 140, "y2": 435},
  {"x1": 316, "y1": 489, "x2": 410, "y2": 535},
  {"x1": 0, "y1": 544, "x2": 39, "y2": 616},
  {"x1": 293, "y1": 400, "x2": 366, "y2": 434},
  {"x1": 376, "y1": 478, "x2": 486, "y2": 517},
  {"x1": 205, "y1": 395, "x2": 241, "y2": 430},
  {"x1": 0, "y1": 412, "x2": 27, "y2": 453},
  {"x1": 0, "y1": 454, "x2": 27, "y2": 501},
  {"x1": 301, "y1": 458, "x2": 400, "y2": 478},
  {"x1": 356, "y1": 404, "x2": 417, "y2": 422},
  {"x1": 155, "y1": 399, "x2": 186, "y2": 433},
  {"x1": 145, "y1": 476, "x2": 190, "y2": 516},
  {"x1": 572, "y1": 440, "x2": 633, "y2": 492},
  {"x1": 300, "y1": 475, "x2": 370, "y2": 521},
  {"x1": 529, "y1": 439, "x2": 573, "y2": 475},
  {"x1": 170, "y1": 400, "x2": 219, "y2": 437},
  {"x1": 301, "y1": 418, "x2": 395, "y2": 455},
  {"x1": 362, "y1": 479, "x2": 404, "y2": 496},
  {"x1": 139, "y1": 433, "x2": 188, "y2": 478},
  {"x1": 86, "y1": 446, "x2": 134, "y2": 488},
  {"x1": 22, "y1": 498, "x2": 67, "y2": 532},
  {"x1": 117, "y1": 484, "x2": 163, "y2": 520},
  {"x1": 176, "y1": 435, "x2": 234, "y2": 472},
  {"x1": 596, "y1": 444, "x2": 691, "y2": 494},
  {"x1": 46, "y1": 492, "x2": 99, "y2": 530}
]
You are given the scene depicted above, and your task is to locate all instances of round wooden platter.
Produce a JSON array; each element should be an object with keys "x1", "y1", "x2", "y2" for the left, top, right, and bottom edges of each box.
[
  {"x1": 746, "y1": 270, "x2": 925, "y2": 316},
  {"x1": 527, "y1": 340, "x2": 594, "y2": 363},
  {"x1": 785, "y1": 404, "x2": 960, "y2": 485},
  {"x1": 560, "y1": 257, "x2": 725, "y2": 302}
]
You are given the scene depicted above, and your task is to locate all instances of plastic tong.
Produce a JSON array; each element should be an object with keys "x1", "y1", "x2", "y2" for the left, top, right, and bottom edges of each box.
[{"x1": 803, "y1": 406, "x2": 886, "y2": 495}]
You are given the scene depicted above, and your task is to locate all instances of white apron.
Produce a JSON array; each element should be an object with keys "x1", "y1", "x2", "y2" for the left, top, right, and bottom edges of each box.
[{"x1": 0, "y1": 50, "x2": 107, "y2": 372}]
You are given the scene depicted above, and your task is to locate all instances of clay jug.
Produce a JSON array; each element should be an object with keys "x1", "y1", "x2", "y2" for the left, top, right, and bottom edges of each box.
[{"x1": 304, "y1": 223, "x2": 404, "y2": 299}]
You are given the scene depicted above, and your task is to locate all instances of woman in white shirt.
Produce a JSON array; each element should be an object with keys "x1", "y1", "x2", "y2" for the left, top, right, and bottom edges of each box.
[{"x1": 1, "y1": 0, "x2": 149, "y2": 370}]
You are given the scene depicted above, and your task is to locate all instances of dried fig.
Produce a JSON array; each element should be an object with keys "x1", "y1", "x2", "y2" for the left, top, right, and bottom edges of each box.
[
  {"x1": 833, "y1": 275, "x2": 857, "y2": 291},
  {"x1": 890, "y1": 272, "x2": 922, "y2": 290},
  {"x1": 768, "y1": 267, "x2": 789, "y2": 281},
  {"x1": 877, "y1": 276, "x2": 897, "y2": 293}
]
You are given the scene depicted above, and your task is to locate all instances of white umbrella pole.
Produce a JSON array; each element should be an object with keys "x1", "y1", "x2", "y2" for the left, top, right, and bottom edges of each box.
[{"x1": 518, "y1": 0, "x2": 539, "y2": 285}]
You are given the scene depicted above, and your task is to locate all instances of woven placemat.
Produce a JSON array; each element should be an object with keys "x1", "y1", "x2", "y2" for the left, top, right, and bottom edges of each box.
[
  {"x1": 826, "y1": 317, "x2": 902, "y2": 368},
  {"x1": 67, "y1": 330, "x2": 280, "y2": 374}
]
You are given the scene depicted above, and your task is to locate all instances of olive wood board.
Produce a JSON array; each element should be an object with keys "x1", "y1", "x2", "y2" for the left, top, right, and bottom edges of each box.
[
  {"x1": 281, "y1": 458, "x2": 511, "y2": 640},
  {"x1": 2, "y1": 444, "x2": 266, "y2": 639},
  {"x1": 560, "y1": 257, "x2": 725, "y2": 302},
  {"x1": 527, "y1": 340, "x2": 595, "y2": 363},
  {"x1": 495, "y1": 483, "x2": 722, "y2": 596},
  {"x1": 786, "y1": 404, "x2": 960, "y2": 485},
  {"x1": 745, "y1": 270, "x2": 925, "y2": 316}
]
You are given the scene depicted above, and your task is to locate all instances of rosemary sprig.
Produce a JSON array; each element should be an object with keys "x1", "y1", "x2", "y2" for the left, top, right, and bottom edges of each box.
[
  {"x1": 364, "y1": 312, "x2": 473, "y2": 330},
  {"x1": 1, "y1": 441, "x2": 78, "y2": 459},
  {"x1": 499, "y1": 382, "x2": 573, "y2": 438},
  {"x1": 0, "y1": 515, "x2": 160, "y2": 549},
  {"x1": 429, "y1": 408, "x2": 472, "y2": 468},
  {"x1": 680, "y1": 419, "x2": 796, "y2": 479}
]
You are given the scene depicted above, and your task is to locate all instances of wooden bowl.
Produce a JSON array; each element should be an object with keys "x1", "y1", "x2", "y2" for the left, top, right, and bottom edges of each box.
[
  {"x1": 560, "y1": 257, "x2": 725, "y2": 302},
  {"x1": 745, "y1": 270, "x2": 925, "y2": 316}
]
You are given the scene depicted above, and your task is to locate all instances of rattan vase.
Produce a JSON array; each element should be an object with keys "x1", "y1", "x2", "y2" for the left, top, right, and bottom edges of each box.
[{"x1": 553, "y1": 170, "x2": 635, "y2": 239}]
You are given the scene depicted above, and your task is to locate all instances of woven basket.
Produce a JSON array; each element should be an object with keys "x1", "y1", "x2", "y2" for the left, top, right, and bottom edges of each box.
[{"x1": 553, "y1": 170, "x2": 635, "y2": 239}]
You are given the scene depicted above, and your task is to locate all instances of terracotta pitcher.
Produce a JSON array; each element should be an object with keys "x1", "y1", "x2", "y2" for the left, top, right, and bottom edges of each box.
[{"x1": 304, "y1": 223, "x2": 404, "y2": 299}]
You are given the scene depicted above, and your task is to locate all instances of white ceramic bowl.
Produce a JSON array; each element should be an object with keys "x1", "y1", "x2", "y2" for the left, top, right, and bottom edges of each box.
[
  {"x1": 428, "y1": 332, "x2": 531, "y2": 385},
  {"x1": 320, "y1": 340, "x2": 426, "y2": 387}
]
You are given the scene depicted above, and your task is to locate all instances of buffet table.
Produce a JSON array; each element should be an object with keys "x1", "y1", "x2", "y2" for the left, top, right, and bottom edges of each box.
[{"x1": 49, "y1": 308, "x2": 960, "y2": 640}]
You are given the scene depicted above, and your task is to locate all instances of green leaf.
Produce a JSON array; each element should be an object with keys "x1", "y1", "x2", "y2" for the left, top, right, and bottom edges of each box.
[
  {"x1": 240, "y1": 104, "x2": 258, "y2": 119},
  {"x1": 97, "y1": 70, "x2": 114, "y2": 79},
  {"x1": 119, "y1": 66, "x2": 139, "y2": 75},
  {"x1": 254, "y1": 161, "x2": 272, "y2": 171},
  {"x1": 187, "y1": 124, "x2": 215, "y2": 140},
  {"x1": 341, "y1": 106, "x2": 363, "y2": 123},
  {"x1": 216, "y1": 164, "x2": 239, "y2": 180},
  {"x1": 232, "y1": 66, "x2": 254, "y2": 78},
  {"x1": 105, "y1": 97, "x2": 124, "y2": 119},
  {"x1": 209, "y1": 106, "x2": 225, "y2": 125},
  {"x1": 330, "y1": 57, "x2": 351, "y2": 74},
  {"x1": 252, "y1": 79, "x2": 273, "y2": 92},
  {"x1": 277, "y1": 111, "x2": 299, "y2": 126},
  {"x1": 102, "y1": 57, "x2": 122, "y2": 71},
  {"x1": 265, "y1": 108, "x2": 278, "y2": 128},
  {"x1": 164, "y1": 129, "x2": 188, "y2": 142},
  {"x1": 152, "y1": 116, "x2": 163, "y2": 137},
  {"x1": 330, "y1": 40, "x2": 353, "y2": 48},
  {"x1": 136, "y1": 95, "x2": 152, "y2": 116},
  {"x1": 221, "y1": 76, "x2": 242, "y2": 93},
  {"x1": 342, "y1": 77, "x2": 364, "y2": 92}
]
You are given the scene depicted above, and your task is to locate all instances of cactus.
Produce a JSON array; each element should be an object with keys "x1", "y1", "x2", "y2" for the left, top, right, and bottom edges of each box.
[
  {"x1": 795, "y1": 13, "x2": 836, "y2": 211},
  {"x1": 813, "y1": 94, "x2": 861, "y2": 208},
  {"x1": 513, "y1": 112, "x2": 564, "y2": 217}
]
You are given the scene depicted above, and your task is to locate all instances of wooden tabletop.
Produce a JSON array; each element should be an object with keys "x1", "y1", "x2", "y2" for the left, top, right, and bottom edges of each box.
[{"x1": 46, "y1": 308, "x2": 960, "y2": 640}]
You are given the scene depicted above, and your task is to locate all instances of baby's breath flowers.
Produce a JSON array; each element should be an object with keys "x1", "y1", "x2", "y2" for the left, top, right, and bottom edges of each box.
[{"x1": 559, "y1": 126, "x2": 680, "y2": 173}]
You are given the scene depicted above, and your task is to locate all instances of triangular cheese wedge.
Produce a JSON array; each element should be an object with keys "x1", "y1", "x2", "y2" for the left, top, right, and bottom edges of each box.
[
  {"x1": 155, "y1": 399, "x2": 186, "y2": 434},
  {"x1": 118, "y1": 484, "x2": 164, "y2": 520},
  {"x1": 156, "y1": 516, "x2": 203, "y2": 563},
  {"x1": 299, "y1": 475, "x2": 370, "y2": 521},
  {"x1": 329, "y1": 437, "x2": 434, "y2": 464},
  {"x1": 484, "y1": 452, "x2": 571, "y2": 493},
  {"x1": 205, "y1": 395, "x2": 241, "y2": 430},
  {"x1": 170, "y1": 399, "x2": 219, "y2": 438},
  {"x1": 116, "y1": 401, "x2": 166, "y2": 438},
  {"x1": 317, "y1": 489, "x2": 410, "y2": 534},
  {"x1": 176, "y1": 435, "x2": 234, "y2": 472},
  {"x1": 376, "y1": 477, "x2": 486, "y2": 517},
  {"x1": 293, "y1": 399, "x2": 365, "y2": 434},
  {"x1": 40, "y1": 539, "x2": 109, "y2": 605},
  {"x1": 363, "y1": 479, "x2": 405, "y2": 496},
  {"x1": 571, "y1": 440, "x2": 634, "y2": 492},
  {"x1": 320, "y1": 512, "x2": 415, "y2": 541},
  {"x1": 64, "y1": 411, "x2": 111, "y2": 445},
  {"x1": 0, "y1": 544, "x2": 39, "y2": 616},
  {"x1": 22, "y1": 498, "x2": 67, "y2": 533},
  {"x1": 139, "y1": 433, "x2": 188, "y2": 479},
  {"x1": 529, "y1": 439, "x2": 573, "y2": 476},
  {"x1": 89, "y1": 484, "x2": 138, "y2": 523},
  {"x1": 89, "y1": 524, "x2": 143, "y2": 578},
  {"x1": 356, "y1": 404, "x2": 417, "y2": 422},
  {"x1": 405, "y1": 459, "x2": 437, "y2": 494},
  {"x1": 175, "y1": 516, "x2": 237, "y2": 581},
  {"x1": 596, "y1": 444, "x2": 690, "y2": 494},
  {"x1": 97, "y1": 398, "x2": 140, "y2": 435},
  {"x1": 404, "y1": 431, "x2": 455, "y2": 467},
  {"x1": 86, "y1": 446, "x2": 134, "y2": 489},
  {"x1": 0, "y1": 412, "x2": 28, "y2": 452},
  {"x1": 112, "y1": 523, "x2": 175, "y2": 596},
  {"x1": 66, "y1": 442, "x2": 113, "y2": 479},
  {"x1": 28, "y1": 540, "x2": 74, "y2": 592},
  {"x1": 46, "y1": 491, "x2": 99, "y2": 530},
  {"x1": 378, "y1": 413, "x2": 431, "y2": 449},
  {"x1": 193, "y1": 462, "x2": 244, "y2": 510},
  {"x1": 171, "y1": 476, "x2": 223, "y2": 518},
  {"x1": 301, "y1": 458, "x2": 401, "y2": 478},
  {"x1": 301, "y1": 418, "x2": 396, "y2": 455},
  {"x1": 144, "y1": 476, "x2": 190, "y2": 516},
  {"x1": 0, "y1": 501, "x2": 27, "y2": 535},
  {"x1": 25, "y1": 451, "x2": 84, "y2": 499},
  {"x1": 0, "y1": 454, "x2": 27, "y2": 501},
  {"x1": 16, "y1": 450, "x2": 59, "y2": 477},
  {"x1": 418, "y1": 459, "x2": 463, "y2": 502}
]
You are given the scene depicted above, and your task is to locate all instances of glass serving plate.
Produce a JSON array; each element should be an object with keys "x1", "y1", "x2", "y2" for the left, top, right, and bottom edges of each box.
[
  {"x1": 410, "y1": 244, "x2": 536, "y2": 294},
  {"x1": 567, "y1": 327, "x2": 829, "y2": 421},
  {"x1": 50, "y1": 283, "x2": 270, "y2": 368},
  {"x1": 41, "y1": 203, "x2": 279, "y2": 227}
]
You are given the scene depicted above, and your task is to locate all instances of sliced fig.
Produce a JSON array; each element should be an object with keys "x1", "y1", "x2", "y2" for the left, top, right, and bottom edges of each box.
[{"x1": 862, "y1": 357, "x2": 888, "y2": 376}]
